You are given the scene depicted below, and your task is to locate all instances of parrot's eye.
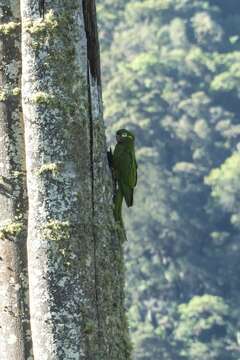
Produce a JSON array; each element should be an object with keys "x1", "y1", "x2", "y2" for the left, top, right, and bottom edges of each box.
[{"x1": 121, "y1": 133, "x2": 128, "y2": 137}]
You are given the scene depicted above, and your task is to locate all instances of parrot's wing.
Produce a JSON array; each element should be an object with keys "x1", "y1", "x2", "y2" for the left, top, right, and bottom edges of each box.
[{"x1": 118, "y1": 151, "x2": 137, "y2": 189}]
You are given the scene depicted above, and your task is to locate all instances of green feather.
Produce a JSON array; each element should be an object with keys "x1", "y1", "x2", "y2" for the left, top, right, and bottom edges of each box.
[{"x1": 113, "y1": 131, "x2": 137, "y2": 207}]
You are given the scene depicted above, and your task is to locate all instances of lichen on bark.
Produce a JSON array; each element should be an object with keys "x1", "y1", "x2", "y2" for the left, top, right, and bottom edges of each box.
[
  {"x1": 42, "y1": 219, "x2": 70, "y2": 241},
  {"x1": 0, "y1": 20, "x2": 20, "y2": 35},
  {"x1": 36, "y1": 162, "x2": 61, "y2": 176},
  {"x1": 0, "y1": 86, "x2": 21, "y2": 101},
  {"x1": 0, "y1": 221, "x2": 24, "y2": 240}
]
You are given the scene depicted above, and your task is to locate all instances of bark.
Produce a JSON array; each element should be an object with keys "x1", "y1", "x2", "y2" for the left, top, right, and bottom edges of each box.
[
  {"x1": 21, "y1": 1, "x2": 131, "y2": 359},
  {"x1": 0, "y1": 1, "x2": 31, "y2": 359},
  {"x1": 83, "y1": 2, "x2": 132, "y2": 358}
]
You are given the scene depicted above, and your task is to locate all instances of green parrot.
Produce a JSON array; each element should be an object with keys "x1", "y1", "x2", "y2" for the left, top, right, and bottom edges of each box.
[{"x1": 112, "y1": 129, "x2": 138, "y2": 228}]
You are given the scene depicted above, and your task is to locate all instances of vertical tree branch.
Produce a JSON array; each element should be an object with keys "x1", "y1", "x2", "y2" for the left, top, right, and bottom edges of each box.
[{"x1": 0, "y1": 1, "x2": 31, "y2": 359}]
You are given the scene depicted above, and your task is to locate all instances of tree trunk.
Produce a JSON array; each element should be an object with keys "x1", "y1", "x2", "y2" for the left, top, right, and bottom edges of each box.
[
  {"x1": 0, "y1": 1, "x2": 31, "y2": 359},
  {"x1": 83, "y1": 2, "x2": 131, "y2": 358},
  {"x1": 21, "y1": 1, "x2": 131, "y2": 359}
]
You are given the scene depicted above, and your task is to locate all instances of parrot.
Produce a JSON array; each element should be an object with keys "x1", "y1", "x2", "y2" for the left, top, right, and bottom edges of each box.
[{"x1": 112, "y1": 128, "x2": 138, "y2": 229}]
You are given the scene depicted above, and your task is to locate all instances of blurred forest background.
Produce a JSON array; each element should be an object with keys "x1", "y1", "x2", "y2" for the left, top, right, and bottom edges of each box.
[{"x1": 97, "y1": 0, "x2": 240, "y2": 359}]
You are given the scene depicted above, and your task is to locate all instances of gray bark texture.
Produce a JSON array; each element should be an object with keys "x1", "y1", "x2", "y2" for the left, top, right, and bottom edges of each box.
[
  {"x1": 0, "y1": 1, "x2": 31, "y2": 359},
  {"x1": 20, "y1": 0, "x2": 131, "y2": 359}
]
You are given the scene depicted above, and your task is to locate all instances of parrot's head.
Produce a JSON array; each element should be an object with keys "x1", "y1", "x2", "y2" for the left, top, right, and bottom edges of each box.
[{"x1": 116, "y1": 129, "x2": 135, "y2": 144}]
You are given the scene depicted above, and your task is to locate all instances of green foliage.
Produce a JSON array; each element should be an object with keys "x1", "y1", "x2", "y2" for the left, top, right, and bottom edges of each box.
[
  {"x1": 211, "y1": 62, "x2": 240, "y2": 92},
  {"x1": 98, "y1": 0, "x2": 240, "y2": 358},
  {"x1": 205, "y1": 152, "x2": 240, "y2": 231},
  {"x1": 175, "y1": 295, "x2": 236, "y2": 360},
  {"x1": 205, "y1": 152, "x2": 240, "y2": 201}
]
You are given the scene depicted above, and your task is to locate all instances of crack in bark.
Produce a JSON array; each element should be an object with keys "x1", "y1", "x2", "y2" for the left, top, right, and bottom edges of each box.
[
  {"x1": 38, "y1": 0, "x2": 45, "y2": 19},
  {"x1": 82, "y1": 0, "x2": 101, "y2": 86},
  {"x1": 87, "y1": 61, "x2": 102, "y2": 349},
  {"x1": 83, "y1": 0, "x2": 102, "y2": 346}
]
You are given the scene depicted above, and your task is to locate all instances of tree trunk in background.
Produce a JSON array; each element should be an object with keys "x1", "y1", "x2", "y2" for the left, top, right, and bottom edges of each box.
[
  {"x1": 0, "y1": 1, "x2": 31, "y2": 359},
  {"x1": 21, "y1": 0, "x2": 131, "y2": 359}
]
